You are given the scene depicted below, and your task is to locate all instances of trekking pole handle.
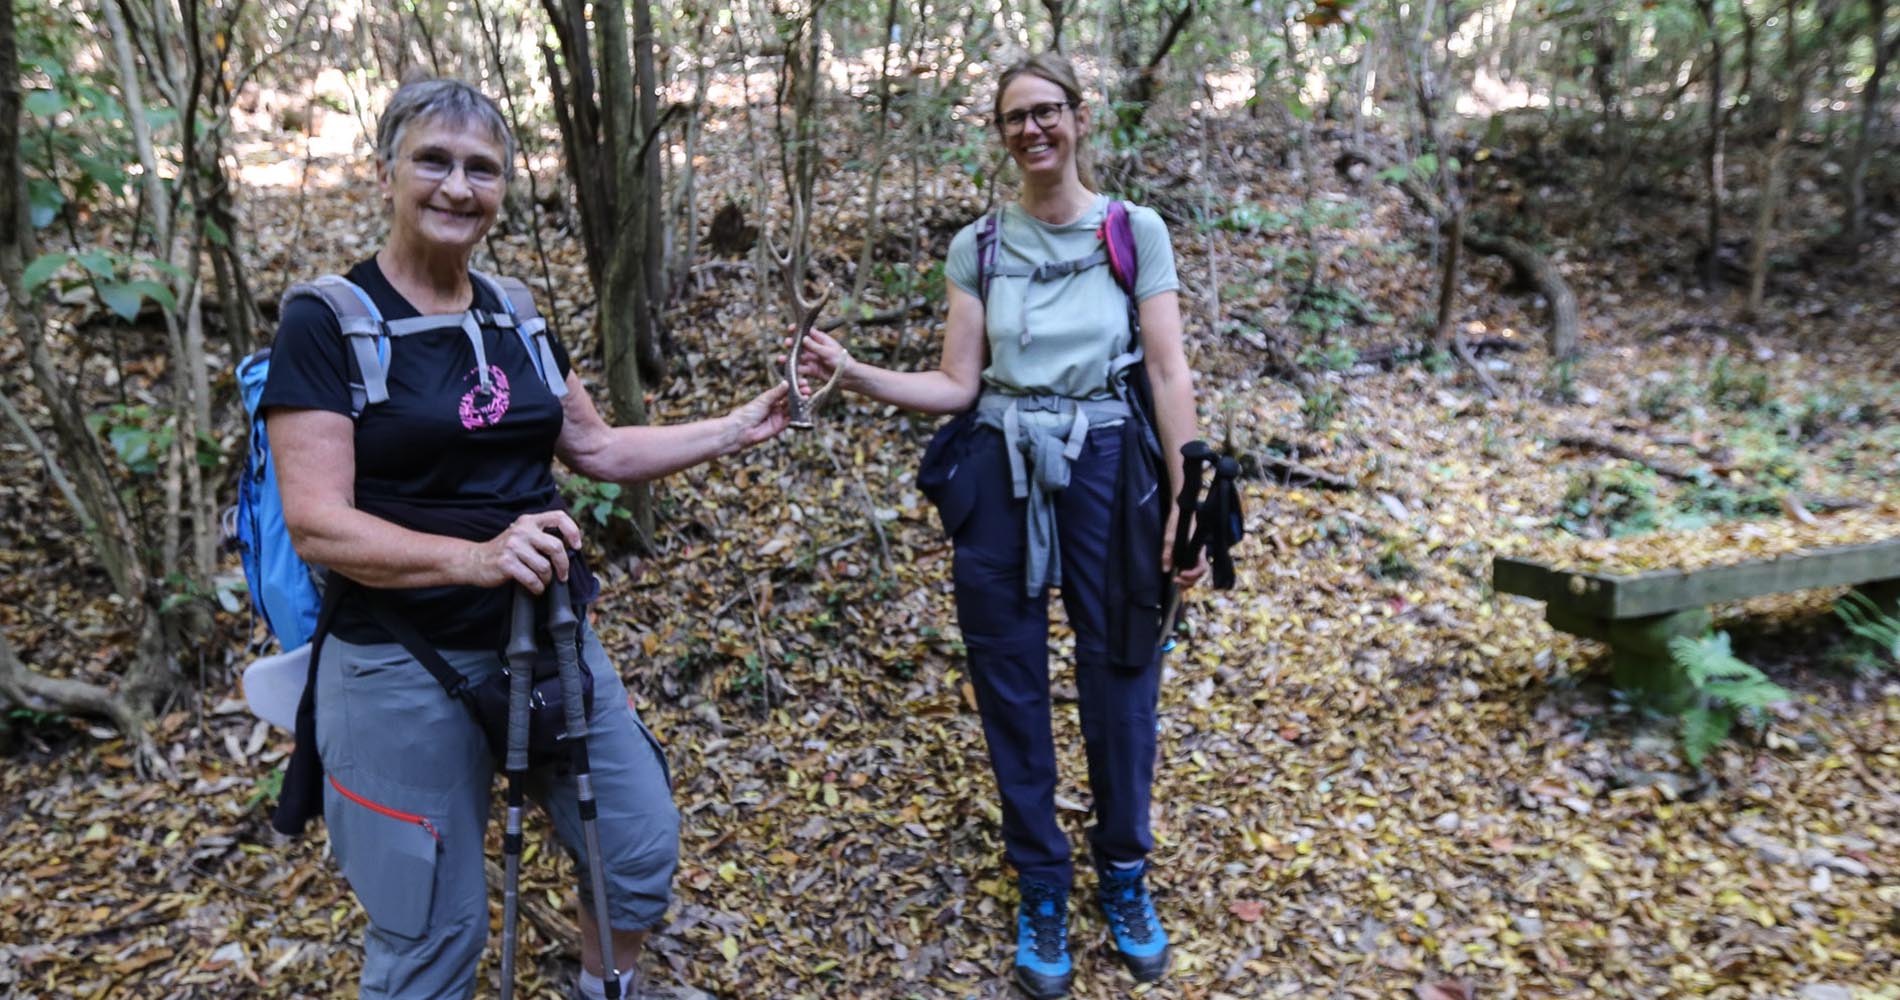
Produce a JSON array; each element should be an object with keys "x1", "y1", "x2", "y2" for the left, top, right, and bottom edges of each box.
[
  {"x1": 545, "y1": 576, "x2": 588, "y2": 741},
  {"x1": 1206, "y1": 456, "x2": 1243, "y2": 591},
  {"x1": 504, "y1": 587, "x2": 536, "y2": 774},
  {"x1": 1171, "y1": 441, "x2": 1215, "y2": 571}
]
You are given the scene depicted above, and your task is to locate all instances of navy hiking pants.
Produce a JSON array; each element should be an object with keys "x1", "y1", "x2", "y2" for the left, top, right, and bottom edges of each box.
[{"x1": 951, "y1": 424, "x2": 1163, "y2": 891}]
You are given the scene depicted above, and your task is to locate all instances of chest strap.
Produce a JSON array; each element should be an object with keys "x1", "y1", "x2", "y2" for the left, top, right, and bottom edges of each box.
[{"x1": 987, "y1": 248, "x2": 1110, "y2": 349}]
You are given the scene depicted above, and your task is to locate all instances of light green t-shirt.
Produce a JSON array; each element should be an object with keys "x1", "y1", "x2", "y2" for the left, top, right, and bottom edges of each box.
[{"x1": 946, "y1": 195, "x2": 1178, "y2": 401}]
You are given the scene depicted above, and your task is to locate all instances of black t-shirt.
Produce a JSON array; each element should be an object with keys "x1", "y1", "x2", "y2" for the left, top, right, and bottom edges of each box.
[{"x1": 259, "y1": 258, "x2": 581, "y2": 648}]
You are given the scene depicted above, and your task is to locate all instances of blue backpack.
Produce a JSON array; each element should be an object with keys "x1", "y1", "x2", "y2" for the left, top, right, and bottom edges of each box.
[{"x1": 231, "y1": 271, "x2": 565, "y2": 650}]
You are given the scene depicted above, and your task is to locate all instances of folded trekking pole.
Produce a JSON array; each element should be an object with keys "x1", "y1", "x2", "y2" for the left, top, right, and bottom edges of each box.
[
  {"x1": 547, "y1": 578, "x2": 624, "y2": 1000},
  {"x1": 1197, "y1": 455, "x2": 1244, "y2": 591},
  {"x1": 1161, "y1": 441, "x2": 1216, "y2": 651},
  {"x1": 499, "y1": 586, "x2": 537, "y2": 1000}
]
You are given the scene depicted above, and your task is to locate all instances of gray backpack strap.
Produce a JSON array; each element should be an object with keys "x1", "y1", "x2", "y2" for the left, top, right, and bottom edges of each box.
[
  {"x1": 281, "y1": 275, "x2": 388, "y2": 415},
  {"x1": 472, "y1": 270, "x2": 566, "y2": 399}
]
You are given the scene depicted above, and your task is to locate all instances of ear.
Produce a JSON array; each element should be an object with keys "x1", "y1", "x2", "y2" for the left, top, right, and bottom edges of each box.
[
  {"x1": 376, "y1": 156, "x2": 392, "y2": 201},
  {"x1": 1073, "y1": 99, "x2": 1092, "y2": 136}
]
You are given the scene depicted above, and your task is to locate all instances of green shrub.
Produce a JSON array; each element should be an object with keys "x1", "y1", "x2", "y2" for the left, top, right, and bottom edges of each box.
[
  {"x1": 1301, "y1": 383, "x2": 1342, "y2": 431},
  {"x1": 1557, "y1": 464, "x2": 1663, "y2": 537}
]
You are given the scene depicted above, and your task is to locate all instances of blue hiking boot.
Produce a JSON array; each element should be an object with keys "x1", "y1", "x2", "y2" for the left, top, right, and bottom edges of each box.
[
  {"x1": 1012, "y1": 879, "x2": 1074, "y2": 998},
  {"x1": 1098, "y1": 860, "x2": 1169, "y2": 982}
]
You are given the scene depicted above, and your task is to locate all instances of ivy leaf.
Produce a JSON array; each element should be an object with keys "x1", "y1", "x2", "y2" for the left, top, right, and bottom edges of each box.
[
  {"x1": 24, "y1": 89, "x2": 65, "y2": 118},
  {"x1": 76, "y1": 248, "x2": 117, "y2": 278},
  {"x1": 22, "y1": 252, "x2": 70, "y2": 292},
  {"x1": 124, "y1": 280, "x2": 177, "y2": 315},
  {"x1": 97, "y1": 282, "x2": 147, "y2": 322},
  {"x1": 26, "y1": 179, "x2": 65, "y2": 229}
]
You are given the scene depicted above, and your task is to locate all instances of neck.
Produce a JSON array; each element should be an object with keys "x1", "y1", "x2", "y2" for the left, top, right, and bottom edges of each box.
[
  {"x1": 1017, "y1": 171, "x2": 1095, "y2": 225},
  {"x1": 376, "y1": 239, "x2": 474, "y2": 312}
]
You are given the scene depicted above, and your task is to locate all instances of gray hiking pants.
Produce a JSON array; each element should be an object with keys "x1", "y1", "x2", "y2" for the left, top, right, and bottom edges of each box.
[{"x1": 316, "y1": 620, "x2": 678, "y2": 1000}]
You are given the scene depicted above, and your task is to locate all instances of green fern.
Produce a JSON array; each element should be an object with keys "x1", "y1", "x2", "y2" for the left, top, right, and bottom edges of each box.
[
  {"x1": 1667, "y1": 632, "x2": 1792, "y2": 768},
  {"x1": 1835, "y1": 591, "x2": 1900, "y2": 667}
]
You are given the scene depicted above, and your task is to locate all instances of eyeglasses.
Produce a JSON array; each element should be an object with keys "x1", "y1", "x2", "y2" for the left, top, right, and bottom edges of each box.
[
  {"x1": 406, "y1": 150, "x2": 505, "y2": 188},
  {"x1": 999, "y1": 101, "x2": 1072, "y2": 135}
]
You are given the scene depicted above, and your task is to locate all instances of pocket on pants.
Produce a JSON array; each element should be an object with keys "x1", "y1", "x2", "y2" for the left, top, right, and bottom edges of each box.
[
  {"x1": 632, "y1": 715, "x2": 673, "y2": 792},
  {"x1": 329, "y1": 776, "x2": 440, "y2": 940}
]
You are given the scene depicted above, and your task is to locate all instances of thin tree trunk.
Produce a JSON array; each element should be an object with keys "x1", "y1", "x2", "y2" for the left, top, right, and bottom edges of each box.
[
  {"x1": 1845, "y1": 0, "x2": 1892, "y2": 247},
  {"x1": 847, "y1": 0, "x2": 902, "y2": 323},
  {"x1": 1746, "y1": 0, "x2": 1835, "y2": 316},
  {"x1": 1697, "y1": 0, "x2": 1728, "y2": 290},
  {"x1": 1042, "y1": 0, "x2": 1066, "y2": 51},
  {"x1": 633, "y1": 0, "x2": 668, "y2": 379}
]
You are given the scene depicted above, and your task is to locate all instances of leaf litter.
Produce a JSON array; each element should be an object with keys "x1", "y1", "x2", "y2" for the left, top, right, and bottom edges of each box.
[{"x1": 2, "y1": 97, "x2": 1898, "y2": 1000}]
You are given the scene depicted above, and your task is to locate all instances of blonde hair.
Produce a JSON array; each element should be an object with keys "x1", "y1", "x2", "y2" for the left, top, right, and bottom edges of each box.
[{"x1": 992, "y1": 53, "x2": 1096, "y2": 192}]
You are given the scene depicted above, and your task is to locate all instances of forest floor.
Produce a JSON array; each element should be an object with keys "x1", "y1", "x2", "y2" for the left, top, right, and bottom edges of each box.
[{"x1": 3, "y1": 96, "x2": 1900, "y2": 1000}]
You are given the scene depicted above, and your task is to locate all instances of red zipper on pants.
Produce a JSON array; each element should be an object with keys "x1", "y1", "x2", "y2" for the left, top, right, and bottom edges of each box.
[{"x1": 329, "y1": 776, "x2": 441, "y2": 842}]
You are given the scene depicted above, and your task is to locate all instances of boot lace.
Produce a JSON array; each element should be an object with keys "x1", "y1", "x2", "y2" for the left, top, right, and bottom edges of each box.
[
  {"x1": 1020, "y1": 880, "x2": 1068, "y2": 962},
  {"x1": 1102, "y1": 869, "x2": 1157, "y2": 945}
]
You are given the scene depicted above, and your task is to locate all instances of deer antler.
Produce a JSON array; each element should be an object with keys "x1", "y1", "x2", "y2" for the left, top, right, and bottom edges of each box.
[{"x1": 763, "y1": 196, "x2": 840, "y2": 430}]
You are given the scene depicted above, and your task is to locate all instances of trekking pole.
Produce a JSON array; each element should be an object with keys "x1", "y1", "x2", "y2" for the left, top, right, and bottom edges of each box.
[
  {"x1": 546, "y1": 577, "x2": 624, "y2": 1000},
  {"x1": 1196, "y1": 456, "x2": 1245, "y2": 591},
  {"x1": 499, "y1": 585, "x2": 537, "y2": 1000},
  {"x1": 1159, "y1": 441, "x2": 1215, "y2": 652}
]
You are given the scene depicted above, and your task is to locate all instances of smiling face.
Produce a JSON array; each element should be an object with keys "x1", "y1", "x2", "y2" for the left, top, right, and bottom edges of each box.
[
  {"x1": 377, "y1": 114, "x2": 506, "y2": 258},
  {"x1": 997, "y1": 72, "x2": 1089, "y2": 183}
]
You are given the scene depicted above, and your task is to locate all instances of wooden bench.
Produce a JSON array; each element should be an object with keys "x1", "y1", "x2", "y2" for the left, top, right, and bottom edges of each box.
[{"x1": 1493, "y1": 538, "x2": 1900, "y2": 708}]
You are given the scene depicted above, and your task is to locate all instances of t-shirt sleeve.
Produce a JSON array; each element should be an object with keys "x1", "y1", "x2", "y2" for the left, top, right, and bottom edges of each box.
[
  {"x1": 1128, "y1": 205, "x2": 1179, "y2": 303},
  {"x1": 945, "y1": 221, "x2": 981, "y2": 299},
  {"x1": 257, "y1": 294, "x2": 353, "y2": 416}
]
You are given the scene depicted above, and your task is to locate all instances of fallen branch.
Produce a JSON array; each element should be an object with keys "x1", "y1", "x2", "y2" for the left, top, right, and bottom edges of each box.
[
  {"x1": 1250, "y1": 452, "x2": 1357, "y2": 491},
  {"x1": 483, "y1": 857, "x2": 578, "y2": 948},
  {"x1": 1451, "y1": 335, "x2": 1505, "y2": 399}
]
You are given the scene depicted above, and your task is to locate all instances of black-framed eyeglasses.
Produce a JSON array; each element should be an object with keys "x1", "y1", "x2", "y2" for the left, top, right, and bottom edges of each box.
[{"x1": 999, "y1": 101, "x2": 1072, "y2": 134}]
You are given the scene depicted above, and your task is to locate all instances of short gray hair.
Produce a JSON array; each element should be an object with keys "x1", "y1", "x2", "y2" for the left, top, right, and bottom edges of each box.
[{"x1": 375, "y1": 78, "x2": 515, "y2": 177}]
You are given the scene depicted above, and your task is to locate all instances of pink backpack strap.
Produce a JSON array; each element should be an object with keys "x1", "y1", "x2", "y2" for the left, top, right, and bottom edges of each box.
[{"x1": 1098, "y1": 200, "x2": 1139, "y2": 296}]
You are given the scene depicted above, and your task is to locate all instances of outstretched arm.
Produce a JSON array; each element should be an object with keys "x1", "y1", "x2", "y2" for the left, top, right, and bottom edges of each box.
[
  {"x1": 791, "y1": 282, "x2": 987, "y2": 415},
  {"x1": 554, "y1": 373, "x2": 789, "y2": 482}
]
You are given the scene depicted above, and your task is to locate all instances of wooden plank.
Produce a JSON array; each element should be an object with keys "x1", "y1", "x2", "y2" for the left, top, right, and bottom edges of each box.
[
  {"x1": 1495, "y1": 538, "x2": 1900, "y2": 620},
  {"x1": 1608, "y1": 538, "x2": 1900, "y2": 617},
  {"x1": 1493, "y1": 557, "x2": 1618, "y2": 618}
]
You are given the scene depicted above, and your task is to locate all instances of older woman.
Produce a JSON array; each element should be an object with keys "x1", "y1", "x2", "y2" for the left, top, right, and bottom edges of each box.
[
  {"x1": 792, "y1": 53, "x2": 1203, "y2": 997},
  {"x1": 262, "y1": 78, "x2": 785, "y2": 1000}
]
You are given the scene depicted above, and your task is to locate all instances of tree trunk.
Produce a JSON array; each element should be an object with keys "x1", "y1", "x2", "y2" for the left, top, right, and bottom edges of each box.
[
  {"x1": 0, "y1": 0, "x2": 170, "y2": 751},
  {"x1": 632, "y1": 0, "x2": 668, "y2": 380},
  {"x1": 1115, "y1": 1, "x2": 1196, "y2": 140},
  {"x1": 1844, "y1": 0, "x2": 1892, "y2": 247},
  {"x1": 1434, "y1": 209, "x2": 1465, "y2": 346},
  {"x1": 847, "y1": 0, "x2": 902, "y2": 322},
  {"x1": 544, "y1": 0, "x2": 655, "y2": 544},
  {"x1": 1697, "y1": 0, "x2": 1728, "y2": 290},
  {"x1": 1746, "y1": 0, "x2": 1836, "y2": 317},
  {"x1": 1042, "y1": 0, "x2": 1066, "y2": 51}
]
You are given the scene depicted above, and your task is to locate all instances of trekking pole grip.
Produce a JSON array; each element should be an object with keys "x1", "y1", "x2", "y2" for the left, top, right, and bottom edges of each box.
[
  {"x1": 504, "y1": 586, "x2": 537, "y2": 774},
  {"x1": 545, "y1": 577, "x2": 588, "y2": 741},
  {"x1": 1172, "y1": 441, "x2": 1214, "y2": 571}
]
